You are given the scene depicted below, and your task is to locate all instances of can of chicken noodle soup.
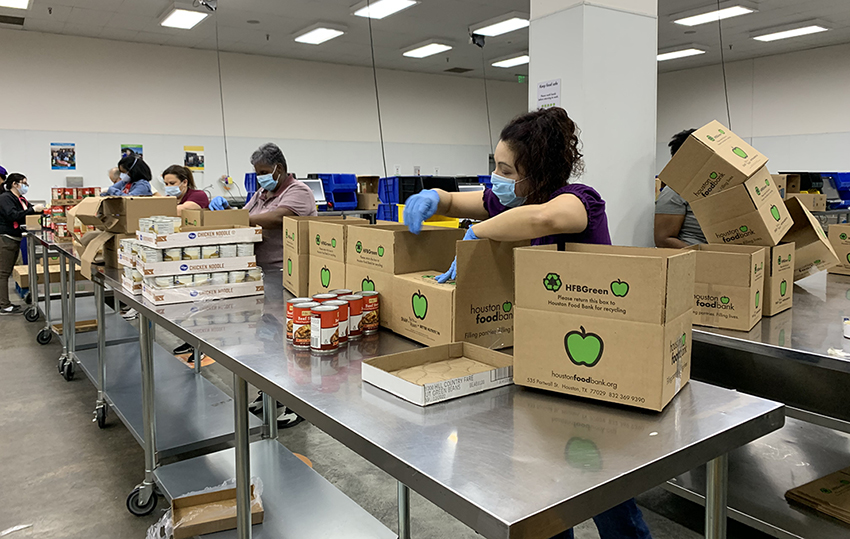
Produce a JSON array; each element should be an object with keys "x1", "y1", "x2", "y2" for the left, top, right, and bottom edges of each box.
[
  {"x1": 310, "y1": 305, "x2": 339, "y2": 354},
  {"x1": 337, "y1": 295, "x2": 363, "y2": 339},
  {"x1": 323, "y1": 300, "x2": 349, "y2": 345},
  {"x1": 292, "y1": 302, "x2": 319, "y2": 349},
  {"x1": 356, "y1": 291, "x2": 379, "y2": 334},
  {"x1": 286, "y1": 298, "x2": 313, "y2": 341}
]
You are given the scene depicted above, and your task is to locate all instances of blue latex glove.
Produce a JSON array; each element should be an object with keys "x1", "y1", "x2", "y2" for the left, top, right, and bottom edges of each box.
[
  {"x1": 435, "y1": 227, "x2": 478, "y2": 283},
  {"x1": 209, "y1": 196, "x2": 230, "y2": 211},
  {"x1": 403, "y1": 190, "x2": 440, "y2": 234}
]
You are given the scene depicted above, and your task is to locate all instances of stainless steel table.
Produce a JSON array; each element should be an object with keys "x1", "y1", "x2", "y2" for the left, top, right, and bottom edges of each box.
[{"x1": 113, "y1": 266, "x2": 784, "y2": 539}]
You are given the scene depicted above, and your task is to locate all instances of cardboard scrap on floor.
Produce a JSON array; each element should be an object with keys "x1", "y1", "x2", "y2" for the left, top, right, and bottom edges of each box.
[
  {"x1": 171, "y1": 484, "x2": 264, "y2": 539},
  {"x1": 786, "y1": 466, "x2": 850, "y2": 525}
]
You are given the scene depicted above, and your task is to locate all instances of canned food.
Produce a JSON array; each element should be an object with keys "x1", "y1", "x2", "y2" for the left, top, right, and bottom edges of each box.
[
  {"x1": 292, "y1": 302, "x2": 320, "y2": 349},
  {"x1": 286, "y1": 298, "x2": 313, "y2": 341},
  {"x1": 337, "y1": 295, "x2": 364, "y2": 339},
  {"x1": 246, "y1": 268, "x2": 262, "y2": 282},
  {"x1": 120, "y1": 238, "x2": 134, "y2": 254},
  {"x1": 140, "y1": 247, "x2": 162, "y2": 263},
  {"x1": 311, "y1": 305, "x2": 339, "y2": 353},
  {"x1": 312, "y1": 293, "x2": 337, "y2": 303},
  {"x1": 357, "y1": 291, "x2": 379, "y2": 334},
  {"x1": 228, "y1": 270, "x2": 246, "y2": 284},
  {"x1": 329, "y1": 289, "x2": 353, "y2": 296},
  {"x1": 201, "y1": 245, "x2": 219, "y2": 259},
  {"x1": 163, "y1": 248, "x2": 182, "y2": 262},
  {"x1": 51, "y1": 187, "x2": 63, "y2": 200},
  {"x1": 211, "y1": 272, "x2": 228, "y2": 285},
  {"x1": 132, "y1": 269, "x2": 144, "y2": 283},
  {"x1": 152, "y1": 219, "x2": 174, "y2": 235},
  {"x1": 138, "y1": 218, "x2": 153, "y2": 233},
  {"x1": 219, "y1": 244, "x2": 237, "y2": 258},
  {"x1": 55, "y1": 223, "x2": 67, "y2": 237},
  {"x1": 175, "y1": 274, "x2": 194, "y2": 287},
  {"x1": 324, "y1": 300, "x2": 349, "y2": 345},
  {"x1": 154, "y1": 276, "x2": 173, "y2": 289},
  {"x1": 213, "y1": 313, "x2": 230, "y2": 325},
  {"x1": 193, "y1": 273, "x2": 211, "y2": 286},
  {"x1": 237, "y1": 243, "x2": 254, "y2": 257},
  {"x1": 123, "y1": 266, "x2": 134, "y2": 279},
  {"x1": 170, "y1": 217, "x2": 182, "y2": 233},
  {"x1": 182, "y1": 246, "x2": 201, "y2": 260},
  {"x1": 143, "y1": 277, "x2": 155, "y2": 288},
  {"x1": 229, "y1": 312, "x2": 247, "y2": 324}
]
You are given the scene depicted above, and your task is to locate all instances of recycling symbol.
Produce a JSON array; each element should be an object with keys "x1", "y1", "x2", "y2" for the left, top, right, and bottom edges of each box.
[{"x1": 544, "y1": 272, "x2": 562, "y2": 293}]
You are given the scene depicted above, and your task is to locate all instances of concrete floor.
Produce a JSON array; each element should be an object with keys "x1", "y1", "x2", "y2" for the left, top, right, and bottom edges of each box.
[{"x1": 0, "y1": 290, "x2": 774, "y2": 539}]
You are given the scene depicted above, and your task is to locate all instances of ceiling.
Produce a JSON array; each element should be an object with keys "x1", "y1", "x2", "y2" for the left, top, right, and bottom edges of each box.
[{"x1": 1, "y1": 0, "x2": 849, "y2": 81}]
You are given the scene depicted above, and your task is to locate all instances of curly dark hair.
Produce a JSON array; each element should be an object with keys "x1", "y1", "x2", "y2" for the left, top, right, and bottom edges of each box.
[
  {"x1": 669, "y1": 128, "x2": 697, "y2": 157},
  {"x1": 499, "y1": 107, "x2": 584, "y2": 205}
]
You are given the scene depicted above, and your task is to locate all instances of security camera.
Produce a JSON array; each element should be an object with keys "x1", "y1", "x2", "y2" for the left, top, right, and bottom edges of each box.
[
  {"x1": 470, "y1": 33, "x2": 485, "y2": 48},
  {"x1": 198, "y1": 0, "x2": 217, "y2": 11}
]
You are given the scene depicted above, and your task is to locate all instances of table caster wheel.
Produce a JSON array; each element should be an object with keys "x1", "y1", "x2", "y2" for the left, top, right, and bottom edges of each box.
[
  {"x1": 58, "y1": 357, "x2": 66, "y2": 373},
  {"x1": 37, "y1": 328, "x2": 52, "y2": 345},
  {"x1": 126, "y1": 487, "x2": 157, "y2": 516},
  {"x1": 25, "y1": 307, "x2": 39, "y2": 322},
  {"x1": 25, "y1": 291, "x2": 32, "y2": 305},
  {"x1": 95, "y1": 404, "x2": 108, "y2": 429},
  {"x1": 62, "y1": 360, "x2": 75, "y2": 381}
]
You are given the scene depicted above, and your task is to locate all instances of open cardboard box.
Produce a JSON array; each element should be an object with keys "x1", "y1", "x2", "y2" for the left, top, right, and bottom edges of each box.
[
  {"x1": 782, "y1": 197, "x2": 839, "y2": 280},
  {"x1": 513, "y1": 244, "x2": 695, "y2": 412},
  {"x1": 362, "y1": 342, "x2": 513, "y2": 406},
  {"x1": 391, "y1": 238, "x2": 526, "y2": 349},
  {"x1": 786, "y1": 193, "x2": 826, "y2": 212},
  {"x1": 283, "y1": 215, "x2": 348, "y2": 257},
  {"x1": 690, "y1": 166, "x2": 793, "y2": 247},
  {"x1": 171, "y1": 484, "x2": 264, "y2": 539},
  {"x1": 73, "y1": 196, "x2": 177, "y2": 234},
  {"x1": 182, "y1": 208, "x2": 249, "y2": 228},
  {"x1": 658, "y1": 120, "x2": 768, "y2": 203},
  {"x1": 828, "y1": 224, "x2": 850, "y2": 276},
  {"x1": 357, "y1": 175, "x2": 380, "y2": 210},
  {"x1": 283, "y1": 216, "x2": 365, "y2": 296},
  {"x1": 770, "y1": 174, "x2": 788, "y2": 199},
  {"x1": 309, "y1": 219, "x2": 369, "y2": 263},
  {"x1": 763, "y1": 243, "x2": 795, "y2": 316},
  {"x1": 137, "y1": 225, "x2": 263, "y2": 249}
]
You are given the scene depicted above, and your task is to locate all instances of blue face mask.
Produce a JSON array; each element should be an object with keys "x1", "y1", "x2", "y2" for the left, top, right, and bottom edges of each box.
[
  {"x1": 165, "y1": 185, "x2": 182, "y2": 197},
  {"x1": 18, "y1": 184, "x2": 29, "y2": 196},
  {"x1": 256, "y1": 165, "x2": 278, "y2": 191},
  {"x1": 491, "y1": 172, "x2": 526, "y2": 208}
]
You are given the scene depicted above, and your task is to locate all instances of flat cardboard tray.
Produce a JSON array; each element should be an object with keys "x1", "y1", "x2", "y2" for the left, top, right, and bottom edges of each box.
[
  {"x1": 137, "y1": 225, "x2": 263, "y2": 249},
  {"x1": 142, "y1": 280, "x2": 264, "y2": 305},
  {"x1": 122, "y1": 274, "x2": 142, "y2": 295},
  {"x1": 136, "y1": 256, "x2": 257, "y2": 277}
]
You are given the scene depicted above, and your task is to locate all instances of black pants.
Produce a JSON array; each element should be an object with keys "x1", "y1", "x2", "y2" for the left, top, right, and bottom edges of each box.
[{"x1": 0, "y1": 235, "x2": 21, "y2": 308}]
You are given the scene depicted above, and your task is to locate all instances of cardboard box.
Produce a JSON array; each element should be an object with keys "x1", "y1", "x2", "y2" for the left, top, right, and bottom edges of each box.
[
  {"x1": 121, "y1": 274, "x2": 142, "y2": 295},
  {"x1": 283, "y1": 253, "x2": 309, "y2": 296},
  {"x1": 309, "y1": 219, "x2": 369, "y2": 262},
  {"x1": 137, "y1": 225, "x2": 263, "y2": 249},
  {"x1": 344, "y1": 265, "x2": 395, "y2": 328},
  {"x1": 357, "y1": 175, "x2": 380, "y2": 193},
  {"x1": 346, "y1": 224, "x2": 464, "y2": 274},
  {"x1": 391, "y1": 239, "x2": 525, "y2": 349},
  {"x1": 357, "y1": 175, "x2": 381, "y2": 210},
  {"x1": 73, "y1": 196, "x2": 177, "y2": 234},
  {"x1": 658, "y1": 120, "x2": 768, "y2": 202},
  {"x1": 785, "y1": 466, "x2": 850, "y2": 526},
  {"x1": 308, "y1": 257, "x2": 346, "y2": 295},
  {"x1": 828, "y1": 224, "x2": 850, "y2": 276},
  {"x1": 357, "y1": 193, "x2": 380, "y2": 210},
  {"x1": 142, "y1": 280, "x2": 264, "y2": 305},
  {"x1": 25, "y1": 214, "x2": 42, "y2": 230},
  {"x1": 13, "y1": 264, "x2": 86, "y2": 289},
  {"x1": 786, "y1": 193, "x2": 826, "y2": 212},
  {"x1": 137, "y1": 256, "x2": 257, "y2": 277},
  {"x1": 361, "y1": 342, "x2": 513, "y2": 406},
  {"x1": 763, "y1": 243, "x2": 795, "y2": 316},
  {"x1": 689, "y1": 244, "x2": 766, "y2": 331},
  {"x1": 182, "y1": 208, "x2": 249, "y2": 228},
  {"x1": 690, "y1": 166, "x2": 793, "y2": 247},
  {"x1": 283, "y1": 215, "x2": 348, "y2": 256},
  {"x1": 774, "y1": 173, "x2": 802, "y2": 194},
  {"x1": 782, "y1": 197, "x2": 839, "y2": 280},
  {"x1": 770, "y1": 174, "x2": 788, "y2": 199},
  {"x1": 512, "y1": 243, "x2": 694, "y2": 411},
  {"x1": 171, "y1": 484, "x2": 263, "y2": 539}
]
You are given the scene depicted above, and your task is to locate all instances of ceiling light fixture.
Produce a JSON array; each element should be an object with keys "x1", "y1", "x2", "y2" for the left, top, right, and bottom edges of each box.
[
  {"x1": 471, "y1": 12, "x2": 530, "y2": 37},
  {"x1": 159, "y1": 2, "x2": 209, "y2": 30},
  {"x1": 492, "y1": 54, "x2": 529, "y2": 68},
  {"x1": 672, "y1": 2, "x2": 756, "y2": 27},
  {"x1": 657, "y1": 46, "x2": 707, "y2": 62},
  {"x1": 0, "y1": 0, "x2": 30, "y2": 8},
  {"x1": 353, "y1": 0, "x2": 417, "y2": 20},
  {"x1": 294, "y1": 23, "x2": 346, "y2": 45},
  {"x1": 403, "y1": 40, "x2": 452, "y2": 58},
  {"x1": 752, "y1": 22, "x2": 829, "y2": 42}
]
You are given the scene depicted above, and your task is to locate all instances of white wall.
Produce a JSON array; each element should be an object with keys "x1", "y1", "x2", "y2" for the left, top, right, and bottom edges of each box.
[
  {"x1": 0, "y1": 29, "x2": 527, "y2": 203},
  {"x1": 657, "y1": 42, "x2": 850, "y2": 174}
]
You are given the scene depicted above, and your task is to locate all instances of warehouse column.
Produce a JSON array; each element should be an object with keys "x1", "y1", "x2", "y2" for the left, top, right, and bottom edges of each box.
[{"x1": 528, "y1": 0, "x2": 658, "y2": 246}]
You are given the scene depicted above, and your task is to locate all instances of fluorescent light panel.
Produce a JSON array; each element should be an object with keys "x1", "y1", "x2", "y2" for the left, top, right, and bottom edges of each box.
[
  {"x1": 161, "y1": 9, "x2": 208, "y2": 29},
  {"x1": 403, "y1": 43, "x2": 452, "y2": 58},
  {"x1": 492, "y1": 54, "x2": 529, "y2": 68},
  {"x1": 295, "y1": 27, "x2": 344, "y2": 44},
  {"x1": 674, "y1": 5, "x2": 754, "y2": 26},
  {"x1": 354, "y1": 0, "x2": 416, "y2": 20},
  {"x1": 657, "y1": 48, "x2": 706, "y2": 61},
  {"x1": 0, "y1": 0, "x2": 30, "y2": 8},
  {"x1": 475, "y1": 17, "x2": 529, "y2": 37},
  {"x1": 753, "y1": 25, "x2": 828, "y2": 42}
]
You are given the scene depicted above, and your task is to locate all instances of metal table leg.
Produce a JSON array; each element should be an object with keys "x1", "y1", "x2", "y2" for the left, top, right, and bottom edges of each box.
[
  {"x1": 93, "y1": 279, "x2": 108, "y2": 428},
  {"x1": 705, "y1": 454, "x2": 729, "y2": 539},
  {"x1": 193, "y1": 347, "x2": 201, "y2": 374},
  {"x1": 127, "y1": 313, "x2": 159, "y2": 516},
  {"x1": 36, "y1": 242, "x2": 53, "y2": 345},
  {"x1": 234, "y1": 374, "x2": 252, "y2": 539},
  {"x1": 62, "y1": 257, "x2": 78, "y2": 381},
  {"x1": 57, "y1": 255, "x2": 69, "y2": 370},
  {"x1": 25, "y1": 234, "x2": 39, "y2": 320},
  {"x1": 262, "y1": 392, "x2": 278, "y2": 440},
  {"x1": 398, "y1": 481, "x2": 411, "y2": 539}
]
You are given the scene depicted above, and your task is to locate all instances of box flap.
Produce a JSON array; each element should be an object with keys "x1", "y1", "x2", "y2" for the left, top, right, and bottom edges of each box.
[{"x1": 79, "y1": 231, "x2": 114, "y2": 280}]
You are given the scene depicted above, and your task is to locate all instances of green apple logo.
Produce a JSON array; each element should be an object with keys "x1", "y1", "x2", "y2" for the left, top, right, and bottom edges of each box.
[
  {"x1": 565, "y1": 438, "x2": 602, "y2": 471},
  {"x1": 815, "y1": 259, "x2": 822, "y2": 265},
  {"x1": 543, "y1": 272, "x2": 562, "y2": 292},
  {"x1": 610, "y1": 279, "x2": 629, "y2": 297},
  {"x1": 287, "y1": 258, "x2": 292, "y2": 276},
  {"x1": 361, "y1": 277, "x2": 375, "y2": 292},
  {"x1": 720, "y1": 296, "x2": 730, "y2": 305},
  {"x1": 765, "y1": 179, "x2": 770, "y2": 187},
  {"x1": 564, "y1": 326, "x2": 604, "y2": 367},
  {"x1": 732, "y1": 147, "x2": 748, "y2": 158},
  {"x1": 412, "y1": 291, "x2": 428, "y2": 320},
  {"x1": 321, "y1": 266, "x2": 331, "y2": 288},
  {"x1": 502, "y1": 301, "x2": 512, "y2": 313},
  {"x1": 331, "y1": 238, "x2": 337, "y2": 248},
  {"x1": 315, "y1": 234, "x2": 320, "y2": 245},
  {"x1": 356, "y1": 241, "x2": 362, "y2": 253},
  {"x1": 780, "y1": 280, "x2": 787, "y2": 297},
  {"x1": 709, "y1": 172, "x2": 718, "y2": 180},
  {"x1": 847, "y1": 253, "x2": 850, "y2": 264},
  {"x1": 841, "y1": 233, "x2": 848, "y2": 241},
  {"x1": 755, "y1": 290, "x2": 760, "y2": 308},
  {"x1": 740, "y1": 226, "x2": 749, "y2": 233},
  {"x1": 377, "y1": 246, "x2": 385, "y2": 257},
  {"x1": 707, "y1": 135, "x2": 715, "y2": 142},
  {"x1": 770, "y1": 205, "x2": 781, "y2": 221},
  {"x1": 755, "y1": 187, "x2": 761, "y2": 196},
  {"x1": 681, "y1": 333, "x2": 686, "y2": 346}
]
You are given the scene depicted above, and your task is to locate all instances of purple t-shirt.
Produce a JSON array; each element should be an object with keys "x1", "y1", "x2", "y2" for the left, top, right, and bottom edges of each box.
[
  {"x1": 483, "y1": 183, "x2": 612, "y2": 246},
  {"x1": 181, "y1": 188, "x2": 210, "y2": 209}
]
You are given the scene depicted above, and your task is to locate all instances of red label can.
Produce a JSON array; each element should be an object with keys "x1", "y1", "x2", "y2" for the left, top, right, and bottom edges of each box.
[
  {"x1": 292, "y1": 301, "x2": 319, "y2": 349},
  {"x1": 337, "y1": 294, "x2": 364, "y2": 339},
  {"x1": 329, "y1": 289, "x2": 352, "y2": 296},
  {"x1": 357, "y1": 291, "x2": 379, "y2": 334},
  {"x1": 311, "y1": 305, "x2": 339, "y2": 353},
  {"x1": 51, "y1": 187, "x2": 63, "y2": 201},
  {"x1": 51, "y1": 206, "x2": 65, "y2": 217},
  {"x1": 324, "y1": 300, "x2": 349, "y2": 344},
  {"x1": 286, "y1": 297, "x2": 313, "y2": 341},
  {"x1": 312, "y1": 293, "x2": 338, "y2": 303}
]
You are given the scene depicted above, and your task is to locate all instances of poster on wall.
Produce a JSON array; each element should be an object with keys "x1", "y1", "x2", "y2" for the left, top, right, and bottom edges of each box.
[
  {"x1": 121, "y1": 144, "x2": 143, "y2": 160},
  {"x1": 51, "y1": 142, "x2": 76, "y2": 170},
  {"x1": 184, "y1": 146, "x2": 205, "y2": 171},
  {"x1": 536, "y1": 79, "x2": 561, "y2": 110}
]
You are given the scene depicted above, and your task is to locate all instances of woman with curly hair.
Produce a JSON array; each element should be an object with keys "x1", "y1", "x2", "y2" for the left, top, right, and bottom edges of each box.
[{"x1": 404, "y1": 106, "x2": 613, "y2": 282}]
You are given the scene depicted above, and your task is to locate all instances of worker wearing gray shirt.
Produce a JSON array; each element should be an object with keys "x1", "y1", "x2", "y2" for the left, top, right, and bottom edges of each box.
[{"x1": 654, "y1": 129, "x2": 707, "y2": 248}]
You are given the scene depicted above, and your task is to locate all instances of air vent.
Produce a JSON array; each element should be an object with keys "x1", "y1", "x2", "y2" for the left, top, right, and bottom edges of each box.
[
  {"x1": 444, "y1": 67, "x2": 473, "y2": 73},
  {"x1": 0, "y1": 15, "x2": 25, "y2": 26}
]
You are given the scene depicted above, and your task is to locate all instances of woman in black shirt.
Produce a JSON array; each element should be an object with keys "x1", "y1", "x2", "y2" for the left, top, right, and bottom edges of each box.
[{"x1": 0, "y1": 173, "x2": 44, "y2": 315}]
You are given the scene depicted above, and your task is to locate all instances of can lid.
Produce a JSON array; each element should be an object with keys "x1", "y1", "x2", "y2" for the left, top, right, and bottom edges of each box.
[
  {"x1": 288, "y1": 297, "x2": 313, "y2": 304},
  {"x1": 357, "y1": 291, "x2": 379, "y2": 297},
  {"x1": 295, "y1": 301, "x2": 321, "y2": 308},
  {"x1": 336, "y1": 295, "x2": 362, "y2": 301},
  {"x1": 328, "y1": 289, "x2": 352, "y2": 295},
  {"x1": 324, "y1": 300, "x2": 348, "y2": 306},
  {"x1": 312, "y1": 293, "x2": 338, "y2": 299},
  {"x1": 312, "y1": 305, "x2": 339, "y2": 312}
]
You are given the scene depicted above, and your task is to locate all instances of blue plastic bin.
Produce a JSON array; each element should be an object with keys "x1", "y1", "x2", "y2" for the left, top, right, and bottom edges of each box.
[
  {"x1": 326, "y1": 191, "x2": 358, "y2": 211},
  {"x1": 377, "y1": 204, "x2": 399, "y2": 222},
  {"x1": 478, "y1": 175, "x2": 492, "y2": 190}
]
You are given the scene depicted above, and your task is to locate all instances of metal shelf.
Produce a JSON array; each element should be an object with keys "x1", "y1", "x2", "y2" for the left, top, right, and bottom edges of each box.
[
  {"x1": 76, "y1": 341, "x2": 262, "y2": 458},
  {"x1": 153, "y1": 439, "x2": 397, "y2": 539},
  {"x1": 664, "y1": 417, "x2": 850, "y2": 539},
  {"x1": 49, "y1": 296, "x2": 139, "y2": 349}
]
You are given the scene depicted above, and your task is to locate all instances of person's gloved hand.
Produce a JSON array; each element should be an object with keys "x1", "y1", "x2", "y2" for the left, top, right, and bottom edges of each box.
[
  {"x1": 32, "y1": 204, "x2": 45, "y2": 213},
  {"x1": 209, "y1": 196, "x2": 230, "y2": 211},
  {"x1": 403, "y1": 190, "x2": 440, "y2": 234},
  {"x1": 435, "y1": 227, "x2": 478, "y2": 283}
]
